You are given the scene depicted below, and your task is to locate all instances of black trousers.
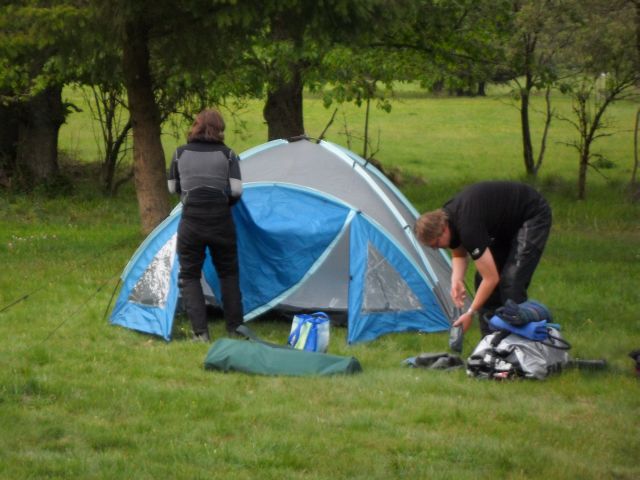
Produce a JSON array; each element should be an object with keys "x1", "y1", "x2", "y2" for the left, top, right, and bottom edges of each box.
[
  {"x1": 177, "y1": 201, "x2": 243, "y2": 336},
  {"x1": 476, "y1": 197, "x2": 552, "y2": 336}
]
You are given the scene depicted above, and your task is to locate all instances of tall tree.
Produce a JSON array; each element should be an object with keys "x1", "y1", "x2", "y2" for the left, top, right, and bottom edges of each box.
[
  {"x1": 247, "y1": 0, "x2": 387, "y2": 141},
  {"x1": 273, "y1": 0, "x2": 504, "y2": 155},
  {"x1": 16, "y1": 86, "x2": 66, "y2": 183},
  {"x1": 557, "y1": 0, "x2": 638, "y2": 199},
  {"x1": 489, "y1": 0, "x2": 581, "y2": 177},
  {"x1": 318, "y1": 46, "x2": 404, "y2": 157},
  {"x1": 261, "y1": 8, "x2": 306, "y2": 140},
  {"x1": 120, "y1": 15, "x2": 169, "y2": 232},
  {"x1": 90, "y1": 0, "x2": 257, "y2": 232},
  {"x1": 629, "y1": 0, "x2": 640, "y2": 199},
  {"x1": 0, "y1": 2, "x2": 84, "y2": 188},
  {"x1": 83, "y1": 84, "x2": 132, "y2": 196},
  {"x1": 0, "y1": 102, "x2": 18, "y2": 187}
]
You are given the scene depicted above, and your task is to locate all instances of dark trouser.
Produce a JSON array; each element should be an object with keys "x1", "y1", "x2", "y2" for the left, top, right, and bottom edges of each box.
[
  {"x1": 476, "y1": 198, "x2": 552, "y2": 336},
  {"x1": 177, "y1": 201, "x2": 243, "y2": 336}
]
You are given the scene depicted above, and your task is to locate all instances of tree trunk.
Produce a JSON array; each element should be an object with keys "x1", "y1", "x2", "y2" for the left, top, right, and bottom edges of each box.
[
  {"x1": 534, "y1": 86, "x2": 553, "y2": 174},
  {"x1": 578, "y1": 147, "x2": 589, "y2": 200},
  {"x1": 520, "y1": 85, "x2": 535, "y2": 176},
  {"x1": 263, "y1": 13, "x2": 305, "y2": 141},
  {"x1": 103, "y1": 119, "x2": 132, "y2": 196},
  {"x1": 0, "y1": 101, "x2": 19, "y2": 188},
  {"x1": 631, "y1": 1, "x2": 640, "y2": 200},
  {"x1": 122, "y1": 19, "x2": 169, "y2": 234},
  {"x1": 263, "y1": 69, "x2": 304, "y2": 141},
  {"x1": 15, "y1": 86, "x2": 64, "y2": 185},
  {"x1": 363, "y1": 96, "x2": 371, "y2": 159},
  {"x1": 631, "y1": 107, "x2": 639, "y2": 197},
  {"x1": 636, "y1": 0, "x2": 640, "y2": 73}
]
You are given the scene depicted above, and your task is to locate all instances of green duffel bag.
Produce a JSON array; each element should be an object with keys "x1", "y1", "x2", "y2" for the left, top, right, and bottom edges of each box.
[{"x1": 203, "y1": 327, "x2": 362, "y2": 377}]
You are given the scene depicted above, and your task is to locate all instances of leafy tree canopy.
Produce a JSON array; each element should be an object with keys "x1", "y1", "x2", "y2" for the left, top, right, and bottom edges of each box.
[{"x1": 0, "y1": 2, "x2": 88, "y2": 100}]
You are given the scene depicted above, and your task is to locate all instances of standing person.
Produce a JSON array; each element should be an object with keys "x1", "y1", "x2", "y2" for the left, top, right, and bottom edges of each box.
[
  {"x1": 415, "y1": 181, "x2": 552, "y2": 336},
  {"x1": 168, "y1": 109, "x2": 244, "y2": 342}
]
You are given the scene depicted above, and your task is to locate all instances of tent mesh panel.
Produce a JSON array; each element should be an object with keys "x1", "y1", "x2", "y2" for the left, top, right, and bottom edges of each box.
[
  {"x1": 129, "y1": 235, "x2": 177, "y2": 307},
  {"x1": 362, "y1": 243, "x2": 422, "y2": 313}
]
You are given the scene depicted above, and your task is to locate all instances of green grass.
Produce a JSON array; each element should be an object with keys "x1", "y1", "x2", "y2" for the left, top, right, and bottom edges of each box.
[{"x1": 1, "y1": 86, "x2": 639, "y2": 479}]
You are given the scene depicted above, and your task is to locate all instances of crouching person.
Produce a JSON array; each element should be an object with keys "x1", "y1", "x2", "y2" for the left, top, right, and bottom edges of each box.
[{"x1": 415, "y1": 181, "x2": 552, "y2": 336}]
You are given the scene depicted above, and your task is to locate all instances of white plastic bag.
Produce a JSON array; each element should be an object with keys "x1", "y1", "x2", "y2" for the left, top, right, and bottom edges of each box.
[{"x1": 287, "y1": 312, "x2": 330, "y2": 353}]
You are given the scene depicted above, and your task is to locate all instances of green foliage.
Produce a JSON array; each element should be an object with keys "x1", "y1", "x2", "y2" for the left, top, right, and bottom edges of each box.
[
  {"x1": 319, "y1": 46, "x2": 399, "y2": 110},
  {"x1": 0, "y1": 2, "x2": 89, "y2": 97}
]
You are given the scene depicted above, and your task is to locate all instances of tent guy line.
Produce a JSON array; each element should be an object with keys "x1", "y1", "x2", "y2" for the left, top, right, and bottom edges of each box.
[
  {"x1": 1, "y1": 235, "x2": 134, "y2": 316},
  {"x1": 40, "y1": 273, "x2": 119, "y2": 344}
]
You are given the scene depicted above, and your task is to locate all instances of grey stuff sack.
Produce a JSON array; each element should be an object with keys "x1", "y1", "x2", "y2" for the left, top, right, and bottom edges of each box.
[{"x1": 466, "y1": 328, "x2": 570, "y2": 380}]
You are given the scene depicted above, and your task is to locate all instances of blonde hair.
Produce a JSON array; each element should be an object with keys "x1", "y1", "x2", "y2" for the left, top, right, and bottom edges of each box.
[{"x1": 415, "y1": 209, "x2": 448, "y2": 244}]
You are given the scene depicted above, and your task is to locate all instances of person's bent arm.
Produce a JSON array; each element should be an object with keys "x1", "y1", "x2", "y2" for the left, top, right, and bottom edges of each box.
[
  {"x1": 450, "y1": 247, "x2": 469, "y2": 308},
  {"x1": 453, "y1": 248, "x2": 499, "y2": 332},
  {"x1": 168, "y1": 151, "x2": 180, "y2": 194},
  {"x1": 227, "y1": 151, "x2": 243, "y2": 205}
]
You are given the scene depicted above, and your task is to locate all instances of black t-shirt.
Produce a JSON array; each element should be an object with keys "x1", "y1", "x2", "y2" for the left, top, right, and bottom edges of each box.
[{"x1": 443, "y1": 181, "x2": 544, "y2": 260}]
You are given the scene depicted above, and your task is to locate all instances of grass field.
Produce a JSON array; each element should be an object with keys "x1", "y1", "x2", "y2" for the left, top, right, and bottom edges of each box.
[{"x1": 1, "y1": 85, "x2": 639, "y2": 479}]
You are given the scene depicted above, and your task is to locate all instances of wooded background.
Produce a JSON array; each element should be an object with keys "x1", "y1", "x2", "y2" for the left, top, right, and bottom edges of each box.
[{"x1": 1, "y1": 0, "x2": 638, "y2": 232}]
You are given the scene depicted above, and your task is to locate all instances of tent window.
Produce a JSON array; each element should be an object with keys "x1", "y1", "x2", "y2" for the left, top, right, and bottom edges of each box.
[
  {"x1": 129, "y1": 235, "x2": 177, "y2": 307},
  {"x1": 362, "y1": 243, "x2": 422, "y2": 313}
]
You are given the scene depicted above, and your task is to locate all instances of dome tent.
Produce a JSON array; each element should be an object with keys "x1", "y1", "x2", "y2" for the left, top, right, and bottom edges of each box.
[{"x1": 110, "y1": 137, "x2": 459, "y2": 343}]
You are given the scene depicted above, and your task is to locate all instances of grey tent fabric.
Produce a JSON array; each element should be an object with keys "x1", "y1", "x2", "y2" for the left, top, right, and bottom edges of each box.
[{"x1": 240, "y1": 138, "x2": 459, "y2": 319}]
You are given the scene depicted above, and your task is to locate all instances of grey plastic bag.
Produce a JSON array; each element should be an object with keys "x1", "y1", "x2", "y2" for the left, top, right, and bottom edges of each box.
[{"x1": 466, "y1": 328, "x2": 570, "y2": 380}]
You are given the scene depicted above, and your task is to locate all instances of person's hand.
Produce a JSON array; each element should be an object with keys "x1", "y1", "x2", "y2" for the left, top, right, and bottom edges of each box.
[
  {"x1": 453, "y1": 311, "x2": 474, "y2": 332},
  {"x1": 450, "y1": 280, "x2": 466, "y2": 308}
]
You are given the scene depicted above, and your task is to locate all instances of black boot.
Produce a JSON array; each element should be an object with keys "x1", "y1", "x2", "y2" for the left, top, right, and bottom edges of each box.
[{"x1": 192, "y1": 330, "x2": 210, "y2": 343}]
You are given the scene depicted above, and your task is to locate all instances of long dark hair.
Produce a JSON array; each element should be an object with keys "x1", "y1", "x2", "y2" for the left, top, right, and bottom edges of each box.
[{"x1": 187, "y1": 109, "x2": 225, "y2": 142}]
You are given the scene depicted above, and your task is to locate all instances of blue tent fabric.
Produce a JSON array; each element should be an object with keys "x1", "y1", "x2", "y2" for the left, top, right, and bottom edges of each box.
[
  {"x1": 347, "y1": 214, "x2": 449, "y2": 343},
  {"x1": 110, "y1": 210, "x2": 181, "y2": 340},
  {"x1": 232, "y1": 185, "x2": 351, "y2": 317},
  {"x1": 110, "y1": 185, "x2": 351, "y2": 341}
]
